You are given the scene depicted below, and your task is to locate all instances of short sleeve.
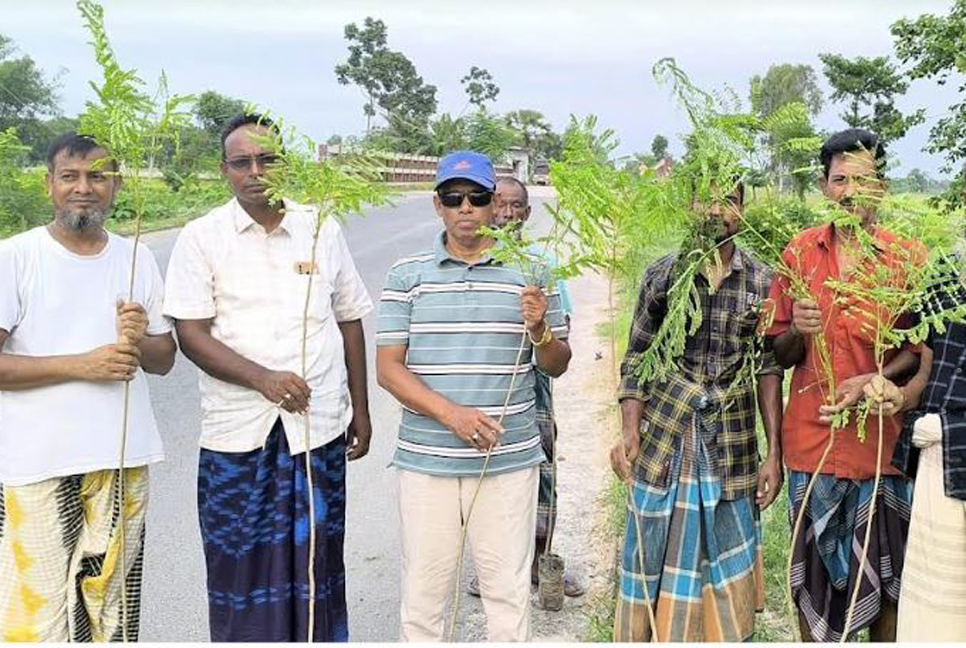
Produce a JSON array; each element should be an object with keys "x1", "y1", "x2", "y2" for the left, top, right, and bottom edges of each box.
[
  {"x1": 137, "y1": 244, "x2": 173, "y2": 336},
  {"x1": 376, "y1": 264, "x2": 415, "y2": 347},
  {"x1": 545, "y1": 279, "x2": 569, "y2": 340},
  {"x1": 162, "y1": 222, "x2": 216, "y2": 321},
  {"x1": 555, "y1": 279, "x2": 574, "y2": 317},
  {"x1": 765, "y1": 245, "x2": 797, "y2": 339},
  {"x1": 328, "y1": 222, "x2": 373, "y2": 322},
  {"x1": 0, "y1": 239, "x2": 23, "y2": 334}
]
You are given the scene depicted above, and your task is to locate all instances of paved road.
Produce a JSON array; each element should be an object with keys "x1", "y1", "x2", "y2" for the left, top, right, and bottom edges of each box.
[{"x1": 138, "y1": 190, "x2": 556, "y2": 642}]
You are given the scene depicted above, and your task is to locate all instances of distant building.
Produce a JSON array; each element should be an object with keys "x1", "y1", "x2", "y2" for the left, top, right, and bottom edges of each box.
[{"x1": 494, "y1": 146, "x2": 529, "y2": 184}]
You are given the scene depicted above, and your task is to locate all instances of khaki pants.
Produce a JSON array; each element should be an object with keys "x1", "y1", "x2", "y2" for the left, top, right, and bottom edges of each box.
[
  {"x1": 0, "y1": 468, "x2": 148, "y2": 642},
  {"x1": 398, "y1": 466, "x2": 538, "y2": 642},
  {"x1": 896, "y1": 442, "x2": 966, "y2": 641}
]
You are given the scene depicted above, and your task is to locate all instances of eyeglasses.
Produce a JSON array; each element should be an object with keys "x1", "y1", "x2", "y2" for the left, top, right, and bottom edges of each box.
[
  {"x1": 438, "y1": 190, "x2": 493, "y2": 208},
  {"x1": 225, "y1": 154, "x2": 279, "y2": 172}
]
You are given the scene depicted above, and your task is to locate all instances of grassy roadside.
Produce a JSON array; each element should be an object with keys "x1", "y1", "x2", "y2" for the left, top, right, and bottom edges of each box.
[{"x1": 582, "y1": 285, "x2": 635, "y2": 642}]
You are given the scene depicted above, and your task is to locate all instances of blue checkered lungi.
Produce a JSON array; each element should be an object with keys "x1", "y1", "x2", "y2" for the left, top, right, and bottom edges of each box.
[{"x1": 615, "y1": 410, "x2": 763, "y2": 641}]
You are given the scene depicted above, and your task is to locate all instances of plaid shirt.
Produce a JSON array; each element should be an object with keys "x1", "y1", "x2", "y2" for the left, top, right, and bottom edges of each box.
[
  {"x1": 893, "y1": 309, "x2": 966, "y2": 501},
  {"x1": 618, "y1": 247, "x2": 781, "y2": 500}
]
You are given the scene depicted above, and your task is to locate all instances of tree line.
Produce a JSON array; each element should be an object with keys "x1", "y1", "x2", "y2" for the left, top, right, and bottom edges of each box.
[{"x1": 0, "y1": 2, "x2": 963, "y2": 202}]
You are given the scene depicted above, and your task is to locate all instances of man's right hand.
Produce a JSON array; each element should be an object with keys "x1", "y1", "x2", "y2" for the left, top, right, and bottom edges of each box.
[
  {"x1": 791, "y1": 298, "x2": 822, "y2": 335},
  {"x1": 255, "y1": 370, "x2": 312, "y2": 414},
  {"x1": 76, "y1": 342, "x2": 141, "y2": 382},
  {"x1": 609, "y1": 428, "x2": 640, "y2": 485},
  {"x1": 442, "y1": 404, "x2": 503, "y2": 452}
]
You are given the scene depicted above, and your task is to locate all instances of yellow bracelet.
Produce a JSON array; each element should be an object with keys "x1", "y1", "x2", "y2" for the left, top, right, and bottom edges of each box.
[{"x1": 528, "y1": 322, "x2": 553, "y2": 347}]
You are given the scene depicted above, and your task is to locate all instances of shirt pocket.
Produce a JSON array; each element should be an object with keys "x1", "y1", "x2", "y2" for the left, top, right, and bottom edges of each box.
[
  {"x1": 289, "y1": 270, "x2": 334, "y2": 327},
  {"x1": 725, "y1": 293, "x2": 763, "y2": 354},
  {"x1": 839, "y1": 297, "x2": 878, "y2": 349}
]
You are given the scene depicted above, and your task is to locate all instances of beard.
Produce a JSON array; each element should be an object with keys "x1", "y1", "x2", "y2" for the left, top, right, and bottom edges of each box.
[{"x1": 55, "y1": 205, "x2": 109, "y2": 231}]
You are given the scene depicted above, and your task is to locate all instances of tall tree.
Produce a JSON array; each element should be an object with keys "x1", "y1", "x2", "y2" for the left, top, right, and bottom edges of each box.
[
  {"x1": 461, "y1": 66, "x2": 499, "y2": 109},
  {"x1": 505, "y1": 109, "x2": 555, "y2": 163},
  {"x1": 749, "y1": 63, "x2": 823, "y2": 194},
  {"x1": 650, "y1": 134, "x2": 669, "y2": 160},
  {"x1": 334, "y1": 17, "x2": 387, "y2": 134},
  {"x1": 761, "y1": 102, "x2": 822, "y2": 200},
  {"x1": 194, "y1": 90, "x2": 246, "y2": 135},
  {"x1": 464, "y1": 109, "x2": 517, "y2": 161},
  {"x1": 0, "y1": 33, "x2": 62, "y2": 161},
  {"x1": 819, "y1": 53, "x2": 924, "y2": 141},
  {"x1": 891, "y1": 0, "x2": 966, "y2": 206},
  {"x1": 427, "y1": 113, "x2": 467, "y2": 156},
  {"x1": 335, "y1": 17, "x2": 438, "y2": 137},
  {"x1": 749, "y1": 63, "x2": 823, "y2": 119}
]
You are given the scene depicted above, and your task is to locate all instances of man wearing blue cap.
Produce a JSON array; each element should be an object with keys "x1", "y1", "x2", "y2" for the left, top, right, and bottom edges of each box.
[{"x1": 376, "y1": 151, "x2": 572, "y2": 641}]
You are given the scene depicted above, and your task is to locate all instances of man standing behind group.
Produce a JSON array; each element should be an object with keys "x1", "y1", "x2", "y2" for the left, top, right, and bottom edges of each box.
[
  {"x1": 376, "y1": 152, "x2": 571, "y2": 641},
  {"x1": 0, "y1": 133, "x2": 176, "y2": 641},
  {"x1": 163, "y1": 114, "x2": 373, "y2": 642},
  {"x1": 471, "y1": 177, "x2": 583, "y2": 600},
  {"x1": 767, "y1": 128, "x2": 919, "y2": 642},
  {"x1": 610, "y1": 178, "x2": 783, "y2": 642}
]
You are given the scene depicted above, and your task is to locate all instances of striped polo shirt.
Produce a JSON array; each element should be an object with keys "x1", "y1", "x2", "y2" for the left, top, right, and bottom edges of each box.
[{"x1": 377, "y1": 231, "x2": 569, "y2": 477}]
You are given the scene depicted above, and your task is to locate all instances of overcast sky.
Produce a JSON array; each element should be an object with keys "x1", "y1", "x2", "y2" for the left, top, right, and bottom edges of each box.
[{"x1": 2, "y1": 0, "x2": 960, "y2": 176}]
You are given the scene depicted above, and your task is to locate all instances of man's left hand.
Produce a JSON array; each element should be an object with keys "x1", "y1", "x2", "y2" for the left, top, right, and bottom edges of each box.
[
  {"x1": 863, "y1": 375, "x2": 905, "y2": 417},
  {"x1": 116, "y1": 300, "x2": 149, "y2": 345},
  {"x1": 521, "y1": 286, "x2": 548, "y2": 333},
  {"x1": 345, "y1": 412, "x2": 372, "y2": 461},
  {"x1": 756, "y1": 453, "x2": 783, "y2": 510},
  {"x1": 818, "y1": 372, "x2": 876, "y2": 424}
]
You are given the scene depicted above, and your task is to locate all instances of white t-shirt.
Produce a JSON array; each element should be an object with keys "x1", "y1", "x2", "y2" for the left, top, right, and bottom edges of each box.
[
  {"x1": 0, "y1": 226, "x2": 171, "y2": 486},
  {"x1": 163, "y1": 198, "x2": 373, "y2": 454}
]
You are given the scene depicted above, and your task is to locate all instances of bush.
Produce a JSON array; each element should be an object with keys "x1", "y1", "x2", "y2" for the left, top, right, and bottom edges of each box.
[
  {"x1": 109, "y1": 178, "x2": 230, "y2": 224},
  {"x1": 739, "y1": 196, "x2": 820, "y2": 265},
  {"x1": 0, "y1": 129, "x2": 49, "y2": 234}
]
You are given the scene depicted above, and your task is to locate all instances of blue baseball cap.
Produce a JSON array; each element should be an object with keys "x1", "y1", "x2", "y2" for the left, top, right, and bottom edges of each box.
[{"x1": 434, "y1": 150, "x2": 496, "y2": 191}]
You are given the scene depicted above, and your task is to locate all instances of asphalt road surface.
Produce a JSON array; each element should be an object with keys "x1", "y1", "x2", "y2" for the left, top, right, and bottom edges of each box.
[{"x1": 138, "y1": 190, "x2": 556, "y2": 642}]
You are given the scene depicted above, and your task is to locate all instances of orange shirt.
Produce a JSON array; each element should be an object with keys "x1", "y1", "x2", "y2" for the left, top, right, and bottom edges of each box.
[{"x1": 767, "y1": 223, "x2": 919, "y2": 479}]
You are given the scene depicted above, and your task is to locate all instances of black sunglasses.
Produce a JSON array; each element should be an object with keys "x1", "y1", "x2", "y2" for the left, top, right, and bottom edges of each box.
[
  {"x1": 225, "y1": 154, "x2": 279, "y2": 172},
  {"x1": 438, "y1": 190, "x2": 493, "y2": 208}
]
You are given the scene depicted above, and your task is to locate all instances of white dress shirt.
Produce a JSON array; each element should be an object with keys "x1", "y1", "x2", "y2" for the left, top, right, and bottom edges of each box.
[{"x1": 163, "y1": 198, "x2": 372, "y2": 454}]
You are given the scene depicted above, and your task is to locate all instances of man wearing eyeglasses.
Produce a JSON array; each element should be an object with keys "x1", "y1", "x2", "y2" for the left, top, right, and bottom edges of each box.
[
  {"x1": 163, "y1": 114, "x2": 373, "y2": 642},
  {"x1": 376, "y1": 151, "x2": 572, "y2": 641}
]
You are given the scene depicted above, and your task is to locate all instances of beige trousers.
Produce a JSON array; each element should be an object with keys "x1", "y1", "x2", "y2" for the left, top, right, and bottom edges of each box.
[
  {"x1": 398, "y1": 466, "x2": 538, "y2": 642},
  {"x1": 896, "y1": 441, "x2": 966, "y2": 642}
]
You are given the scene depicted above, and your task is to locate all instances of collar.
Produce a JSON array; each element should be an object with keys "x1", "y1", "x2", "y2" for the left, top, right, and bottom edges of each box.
[
  {"x1": 433, "y1": 230, "x2": 500, "y2": 267},
  {"x1": 819, "y1": 221, "x2": 889, "y2": 252},
  {"x1": 232, "y1": 197, "x2": 293, "y2": 235},
  {"x1": 699, "y1": 244, "x2": 746, "y2": 281},
  {"x1": 727, "y1": 245, "x2": 746, "y2": 272}
]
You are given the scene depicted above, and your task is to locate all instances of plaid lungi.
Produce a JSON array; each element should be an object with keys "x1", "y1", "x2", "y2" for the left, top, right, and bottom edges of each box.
[
  {"x1": 198, "y1": 419, "x2": 348, "y2": 642},
  {"x1": 787, "y1": 470, "x2": 912, "y2": 642},
  {"x1": 535, "y1": 371, "x2": 557, "y2": 539},
  {"x1": 615, "y1": 411, "x2": 764, "y2": 642},
  {"x1": 0, "y1": 468, "x2": 148, "y2": 642}
]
